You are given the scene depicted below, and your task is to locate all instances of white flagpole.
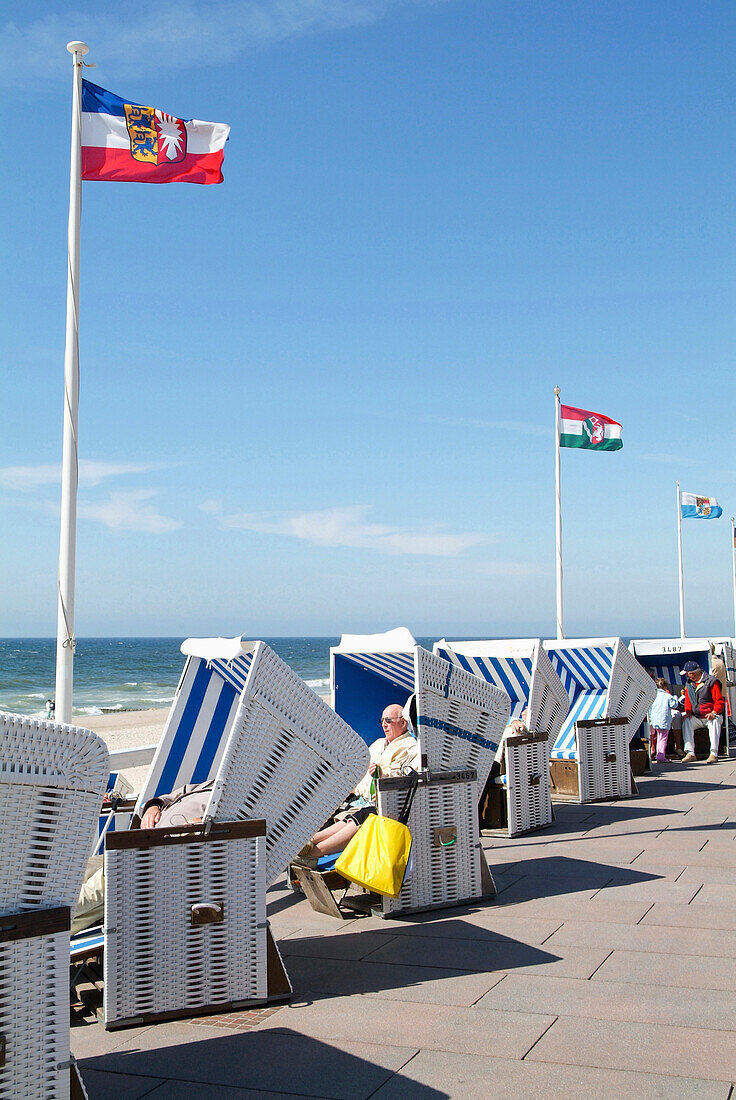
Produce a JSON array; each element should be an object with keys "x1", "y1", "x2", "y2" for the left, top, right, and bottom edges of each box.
[
  {"x1": 676, "y1": 480, "x2": 685, "y2": 639},
  {"x1": 554, "y1": 386, "x2": 564, "y2": 639},
  {"x1": 55, "y1": 41, "x2": 88, "y2": 724},
  {"x1": 731, "y1": 516, "x2": 736, "y2": 641}
]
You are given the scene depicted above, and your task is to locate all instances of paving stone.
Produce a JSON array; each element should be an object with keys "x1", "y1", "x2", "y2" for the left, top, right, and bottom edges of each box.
[
  {"x1": 476, "y1": 971, "x2": 736, "y2": 1029},
  {"x1": 592, "y1": 947, "x2": 736, "y2": 990},
  {"x1": 367, "y1": 930, "x2": 609, "y2": 979},
  {"x1": 377, "y1": 911, "x2": 564, "y2": 945},
  {"x1": 78, "y1": 1026, "x2": 416, "y2": 1100},
  {"x1": 370, "y1": 1048, "x2": 732, "y2": 1099},
  {"x1": 495, "y1": 894, "x2": 653, "y2": 925},
  {"x1": 252, "y1": 995, "x2": 555, "y2": 1059},
  {"x1": 677, "y1": 866, "x2": 736, "y2": 885},
  {"x1": 544, "y1": 917, "x2": 736, "y2": 959},
  {"x1": 526, "y1": 1015, "x2": 736, "y2": 1082},
  {"x1": 640, "y1": 903, "x2": 736, "y2": 931},
  {"x1": 79, "y1": 1067, "x2": 166, "y2": 1100},
  {"x1": 691, "y1": 882, "x2": 736, "y2": 907},
  {"x1": 591, "y1": 879, "x2": 701, "y2": 904},
  {"x1": 286, "y1": 953, "x2": 504, "y2": 1005},
  {"x1": 279, "y1": 928, "x2": 398, "y2": 960}
]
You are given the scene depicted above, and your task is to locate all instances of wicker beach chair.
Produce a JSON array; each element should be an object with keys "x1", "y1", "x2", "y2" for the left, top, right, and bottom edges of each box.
[
  {"x1": 544, "y1": 638, "x2": 656, "y2": 803},
  {"x1": 434, "y1": 639, "x2": 569, "y2": 837},
  {"x1": 75, "y1": 639, "x2": 369, "y2": 1029},
  {"x1": 297, "y1": 639, "x2": 509, "y2": 918},
  {"x1": 0, "y1": 712, "x2": 108, "y2": 1099},
  {"x1": 629, "y1": 637, "x2": 732, "y2": 759}
]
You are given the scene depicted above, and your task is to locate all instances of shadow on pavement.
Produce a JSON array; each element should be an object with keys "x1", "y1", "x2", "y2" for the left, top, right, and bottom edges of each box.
[{"x1": 78, "y1": 1028, "x2": 448, "y2": 1100}]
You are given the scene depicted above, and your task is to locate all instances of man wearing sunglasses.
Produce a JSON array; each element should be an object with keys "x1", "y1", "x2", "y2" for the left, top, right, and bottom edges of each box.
[{"x1": 295, "y1": 702, "x2": 420, "y2": 862}]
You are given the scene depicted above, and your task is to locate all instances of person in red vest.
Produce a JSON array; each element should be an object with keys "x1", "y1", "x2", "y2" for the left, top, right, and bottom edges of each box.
[{"x1": 681, "y1": 660, "x2": 724, "y2": 764}]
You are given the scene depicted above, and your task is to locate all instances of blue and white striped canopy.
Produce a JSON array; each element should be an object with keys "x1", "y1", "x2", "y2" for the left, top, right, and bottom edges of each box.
[
  {"x1": 339, "y1": 650, "x2": 416, "y2": 692},
  {"x1": 545, "y1": 642, "x2": 615, "y2": 760},
  {"x1": 435, "y1": 646, "x2": 533, "y2": 719},
  {"x1": 135, "y1": 645, "x2": 254, "y2": 813}
]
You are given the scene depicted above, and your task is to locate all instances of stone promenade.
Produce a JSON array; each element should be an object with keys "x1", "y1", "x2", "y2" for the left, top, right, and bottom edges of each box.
[{"x1": 73, "y1": 758, "x2": 736, "y2": 1098}]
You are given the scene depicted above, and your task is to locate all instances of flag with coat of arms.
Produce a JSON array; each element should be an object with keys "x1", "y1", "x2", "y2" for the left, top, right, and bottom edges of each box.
[
  {"x1": 680, "y1": 491, "x2": 722, "y2": 520},
  {"x1": 81, "y1": 80, "x2": 229, "y2": 184},
  {"x1": 559, "y1": 404, "x2": 623, "y2": 451}
]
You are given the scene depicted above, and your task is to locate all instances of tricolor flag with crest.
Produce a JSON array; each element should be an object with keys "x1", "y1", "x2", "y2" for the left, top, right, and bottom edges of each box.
[
  {"x1": 680, "y1": 491, "x2": 723, "y2": 520},
  {"x1": 559, "y1": 404, "x2": 623, "y2": 452},
  {"x1": 81, "y1": 80, "x2": 229, "y2": 184}
]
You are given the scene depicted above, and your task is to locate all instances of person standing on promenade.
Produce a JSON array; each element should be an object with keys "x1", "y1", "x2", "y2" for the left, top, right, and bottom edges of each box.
[
  {"x1": 648, "y1": 679, "x2": 679, "y2": 762},
  {"x1": 681, "y1": 660, "x2": 724, "y2": 764}
]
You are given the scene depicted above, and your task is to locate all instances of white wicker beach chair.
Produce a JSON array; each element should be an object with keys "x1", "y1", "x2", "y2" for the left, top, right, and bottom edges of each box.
[
  {"x1": 544, "y1": 638, "x2": 656, "y2": 803},
  {"x1": 0, "y1": 713, "x2": 108, "y2": 1100},
  {"x1": 434, "y1": 639, "x2": 569, "y2": 837},
  {"x1": 95, "y1": 640, "x2": 369, "y2": 1028},
  {"x1": 299, "y1": 642, "x2": 509, "y2": 919}
]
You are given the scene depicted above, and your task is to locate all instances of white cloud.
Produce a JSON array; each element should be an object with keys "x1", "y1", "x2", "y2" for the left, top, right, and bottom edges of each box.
[
  {"x1": 78, "y1": 490, "x2": 181, "y2": 532},
  {"x1": 218, "y1": 503, "x2": 488, "y2": 557},
  {"x1": 3, "y1": 0, "x2": 450, "y2": 84},
  {"x1": 0, "y1": 460, "x2": 165, "y2": 491}
]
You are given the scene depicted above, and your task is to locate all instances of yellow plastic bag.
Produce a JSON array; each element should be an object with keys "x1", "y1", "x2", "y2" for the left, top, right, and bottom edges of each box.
[{"x1": 335, "y1": 814, "x2": 412, "y2": 897}]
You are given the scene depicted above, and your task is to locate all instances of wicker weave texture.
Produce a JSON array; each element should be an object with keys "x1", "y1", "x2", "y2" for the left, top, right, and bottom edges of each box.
[
  {"x1": 527, "y1": 644, "x2": 569, "y2": 744},
  {"x1": 0, "y1": 713, "x2": 109, "y2": 916},
  {"x1": 0, "y1": 930, "x2": 70, "y2": 1100},
  {"x1": 577, "y1": 721, "x2": 632, "y2": 802},
  {"x1": 378, "y1": 778, "x2": 481, "y2": 916},
  {"x1": 414, "y1": 648, "x2": 510, "y2": 791},
  {"x1": 607, "y1": 641, "x2": 657, "y2": 743},
  {"x1": 505, "y1": 739, "x2": 553, "y2": 837},
  {"x1": 103, "y1": 833, "x2": 266, "y2": 1027},
  {"x1": 207, "y1": 643, "x2": 368, "y2": 885}
]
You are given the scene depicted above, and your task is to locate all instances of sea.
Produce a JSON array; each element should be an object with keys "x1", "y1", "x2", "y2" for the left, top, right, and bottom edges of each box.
[{"x1": 0, "y1": 636, "x2": 435, "y2": 719}]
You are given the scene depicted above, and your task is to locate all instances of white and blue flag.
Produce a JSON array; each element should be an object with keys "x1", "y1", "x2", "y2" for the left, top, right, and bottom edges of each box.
[{"x1": 680, "y1": 491, "x2": 723, "y2": 520}]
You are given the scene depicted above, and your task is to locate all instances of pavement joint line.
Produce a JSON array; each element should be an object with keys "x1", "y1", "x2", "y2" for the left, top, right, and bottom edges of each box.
[
  {"x1": 586, "y1": 948, "x2": 614, "y2": 980},
  {"x1": 519, "y1": 1014, "x2": 558, "y2": 1060},
  {"x1": 363, "y1": 1048, "x2": 423, "y2": 1100},
  {"x1": 635, "y1": 901, "x2": 655, "y2": 925},
  {"x1": 539, "y1": 920, "x2": 566, "y2": 945},
  {"x1": 688, "y1": 881, "x2": 705, "y2": 904}
]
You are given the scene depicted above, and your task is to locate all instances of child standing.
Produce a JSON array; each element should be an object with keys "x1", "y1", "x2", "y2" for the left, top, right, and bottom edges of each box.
[{"x1": 648, "y1": 678, "x2": 680, "y2": 762}]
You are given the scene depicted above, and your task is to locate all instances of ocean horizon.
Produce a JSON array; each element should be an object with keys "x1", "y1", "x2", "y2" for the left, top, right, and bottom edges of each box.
[{"x1": 0, "y1": 635, "x2": 441, "y2": 718}]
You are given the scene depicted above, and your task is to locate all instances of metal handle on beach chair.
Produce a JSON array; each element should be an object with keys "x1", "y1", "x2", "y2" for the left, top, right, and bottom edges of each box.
[
  {"x1": 528, "y1": 773, "x2": 541, "y2": 787},
  {"x1": 190, "y1": 901, "x2": 224, "y2": 926},
  {"x1": 604, "y1": 752, "x2": 617, "y2": 764},
  {"x1": 433, "y1": 826, "x2": 457, "y2": 848}
]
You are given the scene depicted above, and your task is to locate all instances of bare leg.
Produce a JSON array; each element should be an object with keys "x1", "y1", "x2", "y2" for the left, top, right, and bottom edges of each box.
[{"x1": 308, "y1": 820, "x2": 360, "y2": 856}]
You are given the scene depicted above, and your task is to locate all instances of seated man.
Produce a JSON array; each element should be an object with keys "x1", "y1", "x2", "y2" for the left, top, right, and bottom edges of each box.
[
  {"x1": 73, "y1": 779, "x2": 214, "y2": 934},
  {"x1": 681, "y1": 660, "x2": 724, "y2": 764},
  {"x1": 295, "y1": 702, "x2": 420, "y2": 864}
]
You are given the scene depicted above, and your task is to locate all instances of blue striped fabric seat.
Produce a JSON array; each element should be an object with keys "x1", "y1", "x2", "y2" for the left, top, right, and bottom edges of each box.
[{"x1": 549, "y1": 689, "x2": 607, "y2": 759}]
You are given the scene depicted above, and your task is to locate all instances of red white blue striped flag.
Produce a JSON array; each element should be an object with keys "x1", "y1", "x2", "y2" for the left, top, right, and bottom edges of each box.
[{"x1": 81, "y1": 80, "x2": 229, "y2": 185}]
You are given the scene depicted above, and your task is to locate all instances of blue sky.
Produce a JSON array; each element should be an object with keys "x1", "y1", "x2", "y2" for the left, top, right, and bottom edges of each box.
[{"x1": 2, "y1": 0, "x2": 735, "y2": 640}]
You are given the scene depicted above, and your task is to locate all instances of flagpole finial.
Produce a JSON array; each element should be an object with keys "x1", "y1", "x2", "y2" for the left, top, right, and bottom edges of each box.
[
  {"x1": 66, "y1": 41, "x2": 89, "y2": 55},
  {"x1": 553, "y1": 386, "x2": 561, "y2": 396}
]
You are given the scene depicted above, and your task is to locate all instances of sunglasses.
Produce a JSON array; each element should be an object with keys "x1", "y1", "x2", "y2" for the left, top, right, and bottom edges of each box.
[{"x1": 381, "y1": 716, "x2": 402, "y2": 724}]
